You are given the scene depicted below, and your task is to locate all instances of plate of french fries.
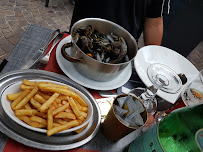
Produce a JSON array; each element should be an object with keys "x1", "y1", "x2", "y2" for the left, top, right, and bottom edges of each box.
[{"x1": 2, "y1": 79, "x2": 93, "y2": 136}]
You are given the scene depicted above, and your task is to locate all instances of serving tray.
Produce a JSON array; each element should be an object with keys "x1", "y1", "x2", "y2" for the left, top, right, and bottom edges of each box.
[{"x1": 0, "y1": 69, "x2": 101, "y2": 150}]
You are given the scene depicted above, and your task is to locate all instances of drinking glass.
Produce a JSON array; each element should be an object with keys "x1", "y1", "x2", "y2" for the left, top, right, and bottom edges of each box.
[
  {"x1": 181, "y1": 69, "x2": 203, "y2": 106},
  {"x1": 129, "y1": 63, "x2": 182, "y2": 114}
]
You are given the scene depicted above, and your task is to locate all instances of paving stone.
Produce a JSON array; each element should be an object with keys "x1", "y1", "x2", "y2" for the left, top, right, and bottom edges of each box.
[
  {"x1": 60, "y1": 27, "x2": 69, "y2": 32},
  {"x1": 1, "y1": 28, "x2": 12, "y2": 34},
  {"x1": 8, "y1": 20, "x2": 20, "y2": 26},
  {"x1": 30, "y1": 8, "x2": 38, "y2": 12},
  {"x1": 18, "y1": 20, "x2": 29, "y2": 27},
  {"x1": 14, "y1": 8, "x2": 23, "y2": 13},
  {"x1": 27, "y1": 19, "x2": 37, "y2": 25},
  {"x1": 0, "y1": 23, "x2": 9, "y2": 29},
  {"x1": 23, "y1": 10, "x2": 32, "y2": 15},
  {"x1": 1, "y1": 41, "x2": 15, "y2": 53},
  {"x1": 0, "y1": 47, "x2": 7, "y2": 57},
  {"x1": 34, "y1": 16, "x2": 43, "y2": 22},
  {"x1": 32, "y1": 12, "x2": 41, "y2": 17},
  {"x1": 24, "y1": 14, "x2": 33, "y2": 19},
  {"x1": 0, "y1": 6, "x2": 5, "y2": 10},
  {"x1": 5, "y1": 16, "x2": 16, "y2": 21},
  {"x1": 10, "y1": 25, "x2": 22, "y2": 32},
  {"x1": 15, "y1": 12, "x2": 24, "y2": 17},
  {"x1": 6, "y1": 1, "x2": 15, "y2": 5},
  {"x1": 5, "y1": 6, "x2": 14, "y2": 11},
  {"x1": 15, "y1": 16, "x2": 26, "y2": 21},
  {"x1": 0, "y1": 12, "x2": 6, "y2": 17},
  {"x1": 21, "y1": 25, "x2": 28, "y2": 30},
  {"x1": 56, "y1": 20, "x2": 67, "y2": 26},
  {"x1": 38, "y1": 20, "x2": 49, "y2": 27},
  {"x1": 0, "y1": 51, "x2": 10, "y2": 61},
  {"x1": 0, "y1": 2, "x2": 7, "y2": 7},
  {"x1": 0, "y1": 37, "x2": 8, "y2": 45},
  {"x1": 8, "y1": 0, "x2": 15, "y2": 3},
  {"x1": 3, "y1": 32, "x2": 14, "y2": 38},
  {"x1": 7, "y1": 34, "x2": 20, "y2": 45},
  {"x1": 16, "y1": 30, "x2": 24, "y2": 37},
  {"x1": 5, "y1": 10, "x2": 15, "y2": 16},
  {"x1": 0, "y1": 32, "x2": 3, "y2": 37}
]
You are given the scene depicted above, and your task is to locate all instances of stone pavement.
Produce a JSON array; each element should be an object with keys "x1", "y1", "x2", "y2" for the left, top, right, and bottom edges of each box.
[
  {"x1": 0, "y1": 0, "x2": 202, "y2": 71},
  {"x1": 0, "y1": 0, "x2": 73, "y2": 64}
]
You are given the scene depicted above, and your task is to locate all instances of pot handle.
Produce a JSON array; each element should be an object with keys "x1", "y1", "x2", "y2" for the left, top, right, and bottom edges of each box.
[{"x1": 61, "y1": 42, "x2": 84, "y2": 63}]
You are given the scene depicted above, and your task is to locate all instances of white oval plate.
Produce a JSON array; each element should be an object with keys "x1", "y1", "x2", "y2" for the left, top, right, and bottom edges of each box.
[
  {"x1": 134, "y1": 45, "x2": 199, "y2": 104},
  {"x1": 55, "y1": 35, "x2": 132, "y2": 91},
  {"x1": 1, "y1": 79, "x2": 93, "y2": 134}
]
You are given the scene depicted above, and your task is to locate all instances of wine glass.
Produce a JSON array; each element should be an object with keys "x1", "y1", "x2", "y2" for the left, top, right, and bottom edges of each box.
[
  {"x1": 181, "y1": 69, "x2": 203, "y2": 106},
  {"x1": 129, "y1": 63, "x2": 182, "y2": 115}
]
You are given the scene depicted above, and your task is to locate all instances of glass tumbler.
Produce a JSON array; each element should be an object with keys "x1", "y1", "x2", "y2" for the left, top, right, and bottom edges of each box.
[{"x1": 181, "y1": 69, "x2": 203, "y2": 106}]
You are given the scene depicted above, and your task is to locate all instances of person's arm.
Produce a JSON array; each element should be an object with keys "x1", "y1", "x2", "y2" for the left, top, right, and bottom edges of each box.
[{"x1": 143, "y1": 17, "x2": 163, "y2": 46}]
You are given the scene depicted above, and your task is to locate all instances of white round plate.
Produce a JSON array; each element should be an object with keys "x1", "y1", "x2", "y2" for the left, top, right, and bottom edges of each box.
[
  {"x1": 2, "y1": 79, "x2": 93, "y2": 134},
  {"x1": 55, "y1": 36, "x2": 132, "y2": 91},
  {"x1": 134, "y1": 45, "x2": 199, "y2": 104}
]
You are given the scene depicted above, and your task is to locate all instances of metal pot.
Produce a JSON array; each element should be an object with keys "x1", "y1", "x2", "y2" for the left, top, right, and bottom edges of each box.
[{"x1": 61, "y1": 18, "x2": 138, "y2": 82}]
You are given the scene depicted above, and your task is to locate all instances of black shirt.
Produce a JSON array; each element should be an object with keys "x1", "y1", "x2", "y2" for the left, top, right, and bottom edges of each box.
[{"x1": 70, "y1": 0, "x2": 170, "y2": 40}]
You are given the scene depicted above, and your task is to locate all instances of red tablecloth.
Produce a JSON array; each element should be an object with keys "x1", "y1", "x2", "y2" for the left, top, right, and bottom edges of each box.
[{"x1": 2, "y1": 33, "x2": 186, "y2": 152}]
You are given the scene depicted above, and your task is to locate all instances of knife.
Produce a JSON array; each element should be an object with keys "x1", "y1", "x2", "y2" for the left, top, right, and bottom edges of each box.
[
  {"x1": 20, "y1": 29, "x2": 60, "y2": 69},
  {"x1": 98, "y1": 87, "x2": 131, "y2": 98}
]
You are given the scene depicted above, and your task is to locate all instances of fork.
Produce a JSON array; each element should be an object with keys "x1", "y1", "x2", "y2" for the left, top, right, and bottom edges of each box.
[
  {"x1": 40, "y1": 33, "x2": 64, "y2": 64},
  {"x1": 31, "y1": 33, "x2": 64, "y2": 69}
]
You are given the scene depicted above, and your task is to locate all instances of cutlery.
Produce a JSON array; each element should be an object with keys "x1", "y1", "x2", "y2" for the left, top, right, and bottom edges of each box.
[
  {"x1": 20, "y1": 29, "x2": 60, "y2": 69},
  {"x1": 30, "y1": 33, "x2": 64, "y2": 69},
  {"x1": 98, "y1": 90, "x2": 118, "y2": 98},
  {"x1": 98, "y1": 86, "x2": 132, "y2": 98}
]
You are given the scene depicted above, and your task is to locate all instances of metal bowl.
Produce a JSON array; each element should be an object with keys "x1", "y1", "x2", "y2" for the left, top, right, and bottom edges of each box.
[{"x1": 61, "y1": 18, "x2": 138, "y2": 82}]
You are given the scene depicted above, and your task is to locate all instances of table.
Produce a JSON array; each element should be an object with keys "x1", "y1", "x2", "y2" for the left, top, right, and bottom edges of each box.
[{"x1": 0, "y1": 24, "x2": 185, "y2": 152}]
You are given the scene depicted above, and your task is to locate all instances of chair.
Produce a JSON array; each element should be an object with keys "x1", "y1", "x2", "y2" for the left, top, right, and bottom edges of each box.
[
  {"x1": 45, "y1": 0, "x2": 49, "y2": 7},
  {"x1": 45, "y1": 0, "x2": 75, "y2": 7}
]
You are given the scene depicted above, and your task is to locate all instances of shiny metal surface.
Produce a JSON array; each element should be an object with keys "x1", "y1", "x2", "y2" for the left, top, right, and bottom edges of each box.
[
  {"x1": 98, "y1": 90, "x2": 118, "y2": 97},
  {"x1": 38, "y1": 33, "x2": 64, "y2": 66},
  {"x1": 0, "y1": 69, "x2": 101, "y2": 150},
  {"x1": 62, "y1": 18, "x2": 138, "y2": 82},
  {"x1": 20, "y1": 29, "x2": 60, "y2": 69}
]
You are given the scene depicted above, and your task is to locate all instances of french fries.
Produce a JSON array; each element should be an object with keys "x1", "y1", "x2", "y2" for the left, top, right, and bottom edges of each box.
[
  {"x1": 55, "y1": 112, "x2": 76, "y2": 119},
  {"x1": 47, "y1": 120, "x2": 80, "y2": 136},
  {"x1": 7, "y1": 79, "x2": 89, "y2": 136},
  {"x1": 22, "y1": 79, "x2": 36, "y2": 86},
  {"x1": 11, "y1": 90, "x2": 30, "y2": 110},
  {"x1": 14, "y1": 86, "x2": 39, "y2": 110},
  {"x1": 7, "y1": 91, "x2": 23, "y2": 100},
  {"x1": 68, "y1": 97, "x2": 81, "y2": 117},
  {"x1": 39, "y1": 93, "x2": 60, "y2": 113},
  {"x1": 15, "y1": 109, "x2": 38, "y2": 116}
]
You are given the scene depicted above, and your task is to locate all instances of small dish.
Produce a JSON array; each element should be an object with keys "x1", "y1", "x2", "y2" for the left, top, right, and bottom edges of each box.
[{"x1": 1, "y1": 79, "x2": 93, "y2": 134}]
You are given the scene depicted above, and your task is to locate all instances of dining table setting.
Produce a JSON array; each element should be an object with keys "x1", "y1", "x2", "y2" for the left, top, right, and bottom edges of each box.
[{"x1": 0, "y1": 18, "x2": 201, "y2": 152}]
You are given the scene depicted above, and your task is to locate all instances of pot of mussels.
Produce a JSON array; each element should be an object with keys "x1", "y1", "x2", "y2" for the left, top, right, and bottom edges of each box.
[{"x1": 61, "y1": 18, "x2": 138, "y2": 81}]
